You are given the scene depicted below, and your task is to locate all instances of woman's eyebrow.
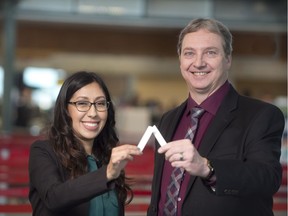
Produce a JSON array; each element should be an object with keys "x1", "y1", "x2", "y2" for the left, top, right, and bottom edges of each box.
[{"x1": 73, "y1": 95, "x2": 106, "y2": 100}]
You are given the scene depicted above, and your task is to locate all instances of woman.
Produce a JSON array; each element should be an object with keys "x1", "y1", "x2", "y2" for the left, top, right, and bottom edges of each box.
[{"x1": 29, "y1": 71, "x2": 142, "y2": 216}]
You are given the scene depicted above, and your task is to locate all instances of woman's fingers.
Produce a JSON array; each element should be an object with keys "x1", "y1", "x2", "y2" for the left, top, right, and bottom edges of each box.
[{"x1": 107, "y1": 144, "x2": 142, "y2": 181}]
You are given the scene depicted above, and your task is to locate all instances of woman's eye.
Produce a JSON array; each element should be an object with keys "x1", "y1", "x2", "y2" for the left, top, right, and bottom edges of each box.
[
  {"x1": 97, "y1": 101, "x2": 106, "y2": 107},
  {"x1": 77, "y1": 101, "x2": 89, "y2": 106}
]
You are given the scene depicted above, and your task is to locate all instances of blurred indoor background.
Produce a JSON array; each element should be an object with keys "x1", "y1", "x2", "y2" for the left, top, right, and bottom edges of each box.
[{"x1": 0, "y1": 0, "x2": 286, "y2": 215}]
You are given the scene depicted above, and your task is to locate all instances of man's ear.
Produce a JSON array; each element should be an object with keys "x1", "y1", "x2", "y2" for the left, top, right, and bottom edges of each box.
[{"x1": 226, "y1": 55, "x2": 232, "y2": 68}]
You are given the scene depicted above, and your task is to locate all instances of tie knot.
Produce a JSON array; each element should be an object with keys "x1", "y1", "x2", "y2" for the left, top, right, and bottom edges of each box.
[{"x1": 191, "y1": 107, "x2": 205, "y2": 119}]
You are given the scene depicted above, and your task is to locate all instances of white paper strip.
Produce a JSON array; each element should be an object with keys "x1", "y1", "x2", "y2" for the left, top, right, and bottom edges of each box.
[
  {"x1": 152, "y1": 125, "x2": 167, "y2": 146},
  {"x1": 137, "y1": 126, "x2": 154, "y2": 151},
  {"x1": 137, "y1": 125, "x2": 167, "y2": 151}
]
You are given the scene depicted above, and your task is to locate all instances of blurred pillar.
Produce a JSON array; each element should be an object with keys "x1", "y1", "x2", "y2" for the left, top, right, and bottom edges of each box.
[{"x1": 2, "y1": 0, "x2": 18, "y2": 134}]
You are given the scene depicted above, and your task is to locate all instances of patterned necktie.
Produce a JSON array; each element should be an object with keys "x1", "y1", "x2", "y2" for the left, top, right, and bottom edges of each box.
[{"x1": 164, "y1": 107, "x2": 205, "y2": 216}]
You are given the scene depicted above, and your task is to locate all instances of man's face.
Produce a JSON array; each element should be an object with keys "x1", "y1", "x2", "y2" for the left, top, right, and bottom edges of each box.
[{"x1": 179, "y1": 29, "x2": 231, "y2": 101}]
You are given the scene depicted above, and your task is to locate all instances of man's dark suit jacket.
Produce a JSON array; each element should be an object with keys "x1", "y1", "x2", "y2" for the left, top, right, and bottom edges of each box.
[
  {"x1": 29, "y1": 140, "x2": 124, "y2": 216},
  {"x1": 147, "y1": 86, "x2": 285, "y2": 216}
]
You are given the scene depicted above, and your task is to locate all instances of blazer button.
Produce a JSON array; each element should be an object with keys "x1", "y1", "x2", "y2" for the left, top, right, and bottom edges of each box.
[
  {"x1": 224, "y1": 189, "x2": 231, "y2": 194},
  {"x1": 224, "y1": 189, "x2": 239, "y2": 195}
]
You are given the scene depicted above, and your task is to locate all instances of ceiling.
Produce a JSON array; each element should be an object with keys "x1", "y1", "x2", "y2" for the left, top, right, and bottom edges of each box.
[
  {"x1": 1, "y1": 0, "x2": 285, "y2": 79},
  {"x1": 7, "y1": 0, "x2": 287, "y2": 32}
]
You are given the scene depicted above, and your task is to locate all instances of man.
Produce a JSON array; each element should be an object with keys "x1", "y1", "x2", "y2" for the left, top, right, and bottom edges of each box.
[{"x1": 147, "y1": 18, "x2": 285, "y2": 216}]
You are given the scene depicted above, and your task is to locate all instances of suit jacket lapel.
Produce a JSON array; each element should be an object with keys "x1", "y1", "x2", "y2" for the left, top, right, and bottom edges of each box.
[
  {"x1": 186, "y1": 87, "x2": 239, "y2": 192},
  {"x1": 199, "y1": 87, "x2": 238, "y2": 156},
  {"x1": 161, "y1": 101, "x2": 187, "y2": 142},
  {"x1": 153, "y1": 101, "x2": 187, "y2": 201}
]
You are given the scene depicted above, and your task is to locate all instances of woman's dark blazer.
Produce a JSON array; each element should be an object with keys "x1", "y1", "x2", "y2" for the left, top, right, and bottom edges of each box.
[
  {"x1": 29, "y1": 140, "x2": 124, "y2": 216},
  {"x1": 147, "y1": 86, "x2": 285, "y2": 216}
]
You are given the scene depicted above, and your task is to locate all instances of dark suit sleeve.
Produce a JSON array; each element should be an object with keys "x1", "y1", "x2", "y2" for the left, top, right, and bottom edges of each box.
[
  {"x1": 212, "y1": 103, "x2": 284, "y2": 197},
  {"x1": 29, "y1": 140, "x2": 113, "y2": 212}
]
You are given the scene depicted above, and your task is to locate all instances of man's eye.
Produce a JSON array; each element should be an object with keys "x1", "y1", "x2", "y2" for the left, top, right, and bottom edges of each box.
[
  {"x1": 206, "y1": 50, "x2": 217, "y2": 57},
  {"x1": 184, "y1": 51, "x2": 194, "y2": 56}
]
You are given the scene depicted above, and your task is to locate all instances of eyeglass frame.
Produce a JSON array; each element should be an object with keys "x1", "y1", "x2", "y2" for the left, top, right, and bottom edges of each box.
[{"x1": 68, "y1": 100, "x2": 110, "y2": 112}]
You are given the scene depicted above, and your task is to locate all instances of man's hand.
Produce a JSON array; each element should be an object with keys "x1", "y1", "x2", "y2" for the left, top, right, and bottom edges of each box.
[{"x1": 158, "y1": 139, "x2": 210, "y2": 178}]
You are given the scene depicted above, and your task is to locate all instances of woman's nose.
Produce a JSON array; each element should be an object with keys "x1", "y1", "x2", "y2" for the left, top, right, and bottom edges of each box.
[{"x1": 87, "y1": 104, "x2": 98, "y2": 117}]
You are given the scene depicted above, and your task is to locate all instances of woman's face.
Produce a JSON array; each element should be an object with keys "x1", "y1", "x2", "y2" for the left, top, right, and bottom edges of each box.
[{"x1": 68, "y1": 82, "x2": 108, "y2": 147}]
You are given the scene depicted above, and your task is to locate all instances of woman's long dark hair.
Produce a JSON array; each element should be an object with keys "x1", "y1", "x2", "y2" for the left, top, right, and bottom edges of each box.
[{"x1": 48, "y1": 71, "x2": 133, "y2": 205}]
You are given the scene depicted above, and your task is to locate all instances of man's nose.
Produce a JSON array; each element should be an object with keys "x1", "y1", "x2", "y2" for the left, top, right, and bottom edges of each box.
[{"x1": 193, "y1": 54, "x2": 206, "y2": 68}]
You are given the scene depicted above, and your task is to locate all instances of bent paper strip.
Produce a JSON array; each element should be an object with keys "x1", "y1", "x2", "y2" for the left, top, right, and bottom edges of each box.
[
  {"x1": 137, "y1": 126, "x2": 154, "y2": 151},
  {"x1": 137, "y1": 125, "x2": 167, "y2": 151},
  {"x1": 152, "y1": 125, "x2": 167, "y2": 146}
]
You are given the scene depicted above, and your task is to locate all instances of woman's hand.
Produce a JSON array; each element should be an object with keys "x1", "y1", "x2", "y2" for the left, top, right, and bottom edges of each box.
[{"x1": 106, "y1": 144, "x2": 142, "y2": 181}]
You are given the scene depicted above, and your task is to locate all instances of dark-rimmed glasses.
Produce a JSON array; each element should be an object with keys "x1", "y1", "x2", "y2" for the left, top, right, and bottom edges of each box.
[{"x1": 68, "y1": 100, "x2": 110, "y2": 112}]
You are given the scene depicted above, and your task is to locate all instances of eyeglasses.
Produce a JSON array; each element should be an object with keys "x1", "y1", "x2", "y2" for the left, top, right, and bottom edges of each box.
[{"x1": 68, "y1": 100, "x2": 110, "y2": 112}]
